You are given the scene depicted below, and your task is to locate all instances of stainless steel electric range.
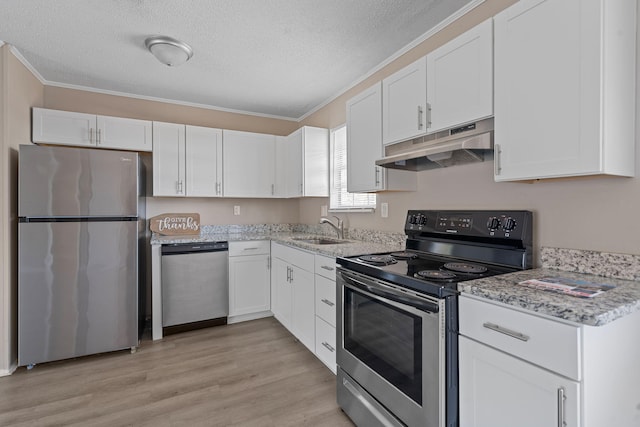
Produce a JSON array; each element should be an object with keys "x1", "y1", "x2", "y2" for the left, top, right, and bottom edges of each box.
[{"x1": 336, "y1": 210, "x2": 533, "y2": 427}]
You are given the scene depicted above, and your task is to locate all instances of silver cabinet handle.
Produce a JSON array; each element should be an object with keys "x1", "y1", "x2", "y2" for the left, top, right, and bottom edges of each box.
[
  {"x1": 215, "y1": 182, "x2": 221, "y2": 195},
  {"x1": 267, "y1": 256, "x2": 271, "y2": 270},
  {"x1": 89, "y1": 128, "x2": 94, "y2": 144},
  {"x1": 290, "y1": 267, "x2": 293, "y2": 282},
  {"x1": 321, "y1": 342, "x2": 335, "y2": 352},
  {"x1": 97, "y1": 128, "x2": 101, "y2": 145},
  {"x1": 243, "y1": 247, "x2": 259, "y2": 251},
  {"x1": 417, "y1": 105, "x2": 423, "y2": 129},
  {"x1": 426, "y1": 102, "x2": 432, "y2": 129},
  {"x1": 494, "y1": 144, "x2": 502, "y2": 176},
  {"x1": 286, "y1": 266, "x2": 291, "y2": 282},
  {"x1": 321, "y1": 298, "x2": 335, "y2": 307},
  {"x1": 271, "y1": 184, "x2": 274, "y2": 196},
  {"x1": 321, "y1": 265, "x2": 335, "y2": 272},
  {"x1": 557, "y1": 387, "x2": 567, "y2": 427},
  {"x1": 375, "y1": 167, "x2": 380, "y2": 186},
  {"x1": 483, "y1": 322, "x2": 530, "y2": 342}
]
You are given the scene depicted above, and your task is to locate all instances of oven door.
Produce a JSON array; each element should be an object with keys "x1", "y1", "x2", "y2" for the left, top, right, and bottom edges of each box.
[{"x1": 337, "y1": 268, "x2": 446, "y2": 427}]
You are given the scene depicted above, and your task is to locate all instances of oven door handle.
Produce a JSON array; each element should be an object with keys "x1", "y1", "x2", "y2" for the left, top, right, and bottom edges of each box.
[{"x1": 342, "y1": 274, "x2": 439, "y2": 314}]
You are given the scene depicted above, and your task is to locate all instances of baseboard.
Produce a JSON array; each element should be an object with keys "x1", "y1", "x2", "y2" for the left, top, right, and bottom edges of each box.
[
  {"x1": 0, "y1": 360, "x2": 18, "y2": 376},
  {"x1": 227, "y1": 311, "x2": 273, "y2": 324}
]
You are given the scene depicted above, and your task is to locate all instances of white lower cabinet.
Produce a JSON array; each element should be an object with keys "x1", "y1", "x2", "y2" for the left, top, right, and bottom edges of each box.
[
  {"x1": 227, "y1": 241, "x2": 271, "y2": 323},
  {"x1": 271, "y1": 243, "x2": 315, "y2": 353},
  {"x1": 459, "y1": 294, "x2": 640, "y2": 427},
  {"x1": 459, "y1": 336, "x2": 579, "y2": 427},
  {"x1": 314, "y1": 254, "x2": 337, "y2": 373}
]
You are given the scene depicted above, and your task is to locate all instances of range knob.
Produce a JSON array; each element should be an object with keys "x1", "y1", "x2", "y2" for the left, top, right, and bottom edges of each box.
[
  {"x1": 486, "y1": 217, "x2": 501, "y2": 230},
  {"x1": 408, "y1": 215, "x2": 418, "y2": 224},
  {"x1": 503, "y1": 217, "x2": 517, "y2": 232},
  {"x1": 418, "y1": 215, "x2": 427, "y2": 225}
]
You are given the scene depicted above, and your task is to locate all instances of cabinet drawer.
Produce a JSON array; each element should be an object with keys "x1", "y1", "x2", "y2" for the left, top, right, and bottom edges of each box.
[
  {"x1": 315, "y1": 275, "x2": 336, "y2": 326},
  {"x1": 315, "y1": 255, "x2": 336, "y2": 280},
  {"x1": 315, "y1": 317, "x2": 337, "y2": 374},
  {"x1": 229, "y1": 240, "x2": 270, "y2": 257},
  {"x1": 459, "y1": 296, "x2": 581, "y2": 381},
  {"x1": 271, "y1": 242, "x2": 314, "y2": 272}
]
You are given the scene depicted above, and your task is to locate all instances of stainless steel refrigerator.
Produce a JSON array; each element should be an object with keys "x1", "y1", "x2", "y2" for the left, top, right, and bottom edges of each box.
[{"x1": 18, "y1": 144, "x2": 144, "y2": 367}]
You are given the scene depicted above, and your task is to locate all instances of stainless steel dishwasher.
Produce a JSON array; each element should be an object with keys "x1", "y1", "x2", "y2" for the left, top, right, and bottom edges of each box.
[{"x1": 161, "y1": 242, "x2": 229, "y2": 334}]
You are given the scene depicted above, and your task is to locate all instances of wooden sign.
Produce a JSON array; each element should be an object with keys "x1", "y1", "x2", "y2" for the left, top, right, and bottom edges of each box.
[{"x1": 150, "y1": 213, "x2": 200, "y2": 235}]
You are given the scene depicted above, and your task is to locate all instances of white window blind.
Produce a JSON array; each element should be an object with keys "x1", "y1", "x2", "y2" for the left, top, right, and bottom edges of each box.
[{"x1": 329, "y1": 125, "x2": 376, "y2": 211}]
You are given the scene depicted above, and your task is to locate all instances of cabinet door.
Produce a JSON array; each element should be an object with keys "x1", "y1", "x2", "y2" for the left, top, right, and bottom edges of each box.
[
  {"x1": 96, "y1": 115, "x2": 152, "y2": 152},
  {"x1": 459, "y1": 336, "x2": 580, "y2": 427},
  {"x1": 228, "y1": 254, "x2": 270, "y2": 316},
  {"x1": 286, "y1": 130, "x2": 304, "y2": 197},
  {"x1": 426, "y1": 19, "x2": 493, "y2": 133},
  {"x1": 185, "y1": 125, "x2": 223, "y2": 197},
  {"x1": 291, "y1": 265, "x2": 315, "y2": 353},
  {"x1": 493, "y1": 0, "x2": 635, "y2": 181},
  {"x1": 274, "y1": 136, "x2": 289, "y2": 198},
  {"x1": 223, "y1": 130, "x2": 276, "y2": 197},
  {"x1": 382, "y1": 56, "x2": 427, "y2": 145},
  {"x1": 346, "y1": 82, "x2": 385, "y2": 192},
  {"x1": 152, "y1": 122, "x2": 185, "y2": 197},
  {"x1": 271, "y1": 257, "x2": 292, "y2": 329},
  {"x1": 32, "y1": 108, "x2": 96, "y2": 147}
]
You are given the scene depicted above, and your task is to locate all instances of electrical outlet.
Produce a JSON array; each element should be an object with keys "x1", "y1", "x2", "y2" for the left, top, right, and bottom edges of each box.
[
  {"x1": 233, "y1": 206, "x2": 241, "y2": 216},
  {"x1": 321, "y1": 205, "x2": 328, "y2": 216},
  {"x1": 381, "y1": 202, "x2": 389, "y2": 218}
]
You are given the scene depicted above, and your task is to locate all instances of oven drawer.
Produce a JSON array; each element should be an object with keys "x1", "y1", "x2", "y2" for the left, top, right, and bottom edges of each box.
[
  {"x1": 315, "y1": 275, "x2": 336, "y2": 326},
  {"x1": 315, "y1": 255, "x2": 337, "y2": 280},
  {"x1": 459, "y1": 295, "x2": 581, "y2": 381},
  {"x1": 315, "y1": 317, "x2": 336, "y2": 373}
]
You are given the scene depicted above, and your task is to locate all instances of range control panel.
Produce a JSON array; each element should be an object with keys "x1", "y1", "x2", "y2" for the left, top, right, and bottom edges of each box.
[{"x1": 405, "y1": 210, "x2": 532, "y2": 240}]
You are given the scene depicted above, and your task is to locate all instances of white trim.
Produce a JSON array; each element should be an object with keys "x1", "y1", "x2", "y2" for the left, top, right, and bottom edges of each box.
[
  {"x1": 8, "y1": 45, "x2": 46, "y2": 85},
  {"x1": 297, "y1": 0, "x2": 486, "y2": 121},
  {"x1": 44, "y1": 81, "x2": 298, "y2": 122}
]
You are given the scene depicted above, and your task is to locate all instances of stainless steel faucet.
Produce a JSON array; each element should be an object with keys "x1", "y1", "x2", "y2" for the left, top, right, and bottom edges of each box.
[{"x1": 320, "y1": 216, "x2": 344, "y2": 239}]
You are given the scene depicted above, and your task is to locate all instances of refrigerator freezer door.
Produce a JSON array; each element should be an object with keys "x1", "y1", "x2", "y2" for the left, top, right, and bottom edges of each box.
[
  {"x1": 18, "y1": 221, "x2": 138, "y2": 366},
  {"x1": 18, "y1": 144, "x2": 139, "y2": 218}
]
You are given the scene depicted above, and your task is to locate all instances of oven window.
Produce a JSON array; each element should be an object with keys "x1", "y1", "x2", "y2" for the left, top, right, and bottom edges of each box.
[{"x1": 344, "y1": 287, "x2": 422, "y2": 404}]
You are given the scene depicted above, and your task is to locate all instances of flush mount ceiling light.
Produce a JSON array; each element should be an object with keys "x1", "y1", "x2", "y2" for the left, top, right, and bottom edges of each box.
[{"x1": 145, "y1": 36, "x2": 193, "y2": 67}]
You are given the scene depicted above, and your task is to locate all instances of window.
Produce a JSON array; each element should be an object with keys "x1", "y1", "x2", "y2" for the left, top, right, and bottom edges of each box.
[{"x1": 329, "y1": 125, "x2": 376, "y2": 211}]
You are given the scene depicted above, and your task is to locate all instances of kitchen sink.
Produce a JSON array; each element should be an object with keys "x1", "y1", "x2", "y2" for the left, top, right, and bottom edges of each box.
[{"x1": 292, "y1": 237, "x2": 349, "y2": 245}]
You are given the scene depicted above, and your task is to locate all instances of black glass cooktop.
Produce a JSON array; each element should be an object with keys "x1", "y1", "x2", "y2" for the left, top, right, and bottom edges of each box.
[{"x1": 339, "y1": 251, "x2": 518, "y2": 298}]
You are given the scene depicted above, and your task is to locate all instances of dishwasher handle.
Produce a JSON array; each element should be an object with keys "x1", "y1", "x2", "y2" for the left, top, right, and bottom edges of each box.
[{"x1": 161, "y1": 242, "x2": 229, "y2": 255}]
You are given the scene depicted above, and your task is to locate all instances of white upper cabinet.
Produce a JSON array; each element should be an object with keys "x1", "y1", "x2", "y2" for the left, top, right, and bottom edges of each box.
[
  {"x1": 32, "y1": 108, "x2": 152, "y2": 152},
  {"x1": 223, "y1": 129, "x2": 276, "y2": 197},
  {"x1": 426, "y1": 19, "x2": 493, "y2": 133},
  {"x1": 96, "y1": 115, "x2": 152, "y2": 151},
  {"x1": 277, "y1": 126, "x2": 329, "y2": 198},
  {"x1": 347, "y1": 82, "x2": 416, "y2": 193},
  {"x1": 185, "y1": 125, "x2": 223, "y2": 197},
  {"x1": 493, "y1": 0, "x2": 636, "y2": 181},
  {"x1": 32, "y1": 108, "x2": 96, "y2": 147},
  {"x1": 152, "y1": 122, "x2": 186, "y2": 197},
  {"x1": 382, "y1": 57, "x2": 428, "y2": 145}
]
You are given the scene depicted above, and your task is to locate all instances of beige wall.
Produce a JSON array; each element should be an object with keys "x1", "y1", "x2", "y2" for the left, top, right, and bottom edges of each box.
[{"x1": 0, "y1": 45, "x2": 44, "y2": 374}]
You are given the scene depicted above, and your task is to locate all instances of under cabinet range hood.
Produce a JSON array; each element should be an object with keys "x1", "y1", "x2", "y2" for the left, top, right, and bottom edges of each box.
[{"x1": 376, "y1": 118, "x2": 494, "y2": 171}]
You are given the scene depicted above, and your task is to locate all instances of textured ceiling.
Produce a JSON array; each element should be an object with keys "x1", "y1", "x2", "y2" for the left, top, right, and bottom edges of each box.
[{"x1": 1, "y1": 0, "x2": 477, "y2": 120}]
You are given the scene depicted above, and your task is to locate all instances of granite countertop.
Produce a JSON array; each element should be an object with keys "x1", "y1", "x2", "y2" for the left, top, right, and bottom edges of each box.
[
  {"x1": 459, "y1": 265, "x2": 640, "y2": 327},
  {"x1": 151, "y1": 227, "x2": 405, "y2": 258}
]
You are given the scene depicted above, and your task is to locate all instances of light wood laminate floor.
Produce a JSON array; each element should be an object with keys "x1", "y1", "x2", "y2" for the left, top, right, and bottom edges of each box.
[{"x1": 0, "y1": 317, "x2": 354, "y2": 426}]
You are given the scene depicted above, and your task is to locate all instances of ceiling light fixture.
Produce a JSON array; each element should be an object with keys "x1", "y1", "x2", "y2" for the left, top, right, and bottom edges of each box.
[{"x1": 145, "y1": 36, "x2": 193, "y2": 67}]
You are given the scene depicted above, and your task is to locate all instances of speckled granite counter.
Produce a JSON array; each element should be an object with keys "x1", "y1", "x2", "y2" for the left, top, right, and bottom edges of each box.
[
  {"x1": 150, "y1": 224, "x2": 406, "y2": 258},
  {"x1": 459, "y1": 247, "x2": 640, "y2": 326}
]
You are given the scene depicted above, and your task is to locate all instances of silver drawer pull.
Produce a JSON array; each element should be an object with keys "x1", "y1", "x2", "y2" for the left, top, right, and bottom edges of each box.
[
  {"x1": 321, "y1": 299, "x2": 335, "y2": 307},
  {"x1": 557, "y1": 387, "x2": 567, "y2": 427},
  {"x1": 321, "y1": 265, "x2": 335, "y2": 271},
  {"x1": 243, "y1": 247, "x2": 258, "y2": 251},
  {"x1": 321, "y1": 342, "x2": 335, "y2": 352},
  {"x1": 483, "y1": 322, "x2": 530, "y2": 342}
]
